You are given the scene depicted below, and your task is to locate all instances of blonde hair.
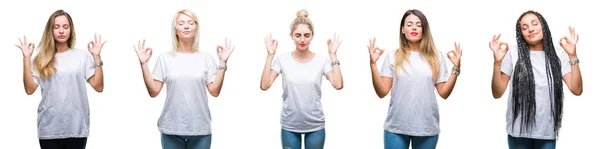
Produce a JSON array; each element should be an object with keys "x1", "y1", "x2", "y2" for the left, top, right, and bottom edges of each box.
[
  {"x1": 290, "y1": 9, "x2": 314, "y2": 35},
  {"x1": 33, "y1": 9, "x2": 76, "y2": 79},
  {"x1": 171, "y1": 9, "x2": 200, "y2": 54},
  {"x1": 395, "y1": 9, "x2": 439, "y2": 81}
]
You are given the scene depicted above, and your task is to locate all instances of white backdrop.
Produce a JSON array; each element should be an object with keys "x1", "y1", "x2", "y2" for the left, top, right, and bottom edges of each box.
[{"x1": 0, "y1": 0, "x2": 598, "y2": 148}]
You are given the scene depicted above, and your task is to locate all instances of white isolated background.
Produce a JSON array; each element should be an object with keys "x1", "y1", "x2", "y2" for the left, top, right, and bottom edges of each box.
[{"x1": 0, "y1": 0, "x2": 598, "y2": 148}]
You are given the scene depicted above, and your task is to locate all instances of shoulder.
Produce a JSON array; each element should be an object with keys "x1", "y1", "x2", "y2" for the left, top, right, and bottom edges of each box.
[
  {"x1": 386, "y1": 49, "x2": 399, "y2": 59},
  {"x1": 70, "y1": 48, "x2": 90, "y2": 55},
  {"x1": 276, "y1": 52, "x2": 292, "y2": 61},
  {"x1": 314, "y1": 53, "x2": 329, "y2": 61}
]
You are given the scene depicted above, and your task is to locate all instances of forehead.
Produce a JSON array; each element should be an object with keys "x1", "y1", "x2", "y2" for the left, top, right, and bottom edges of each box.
[
  {"x1": 520, "y1": 14, "x2": 539, "y2": 25},
  {"x1": 293, "y1": 24, "x2": 312, "y2": 33},
  {"x1": 177, "y1": 14, "x2": 194, "y2": 21},
  {"x1": 54, "y1": 15, "x2": 69, "y2": 24},
  {"x1": 405, "y1": 14, "x2": 421, "y2": 23}
]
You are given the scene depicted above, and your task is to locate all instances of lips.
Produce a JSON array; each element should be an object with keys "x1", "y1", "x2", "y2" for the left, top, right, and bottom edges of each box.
[
  {"x1": 57, "y1": 35, "x2": 66, "y2": 39},
  {"x1": 299, "y1": 44, "x2": 306, "y2": 47},
  {"x1": 528, "y1": 33, "x2": 537, "y2": 38},
  {"x1": 410, "y1": 32, "x2": 418, "y2": 36}
]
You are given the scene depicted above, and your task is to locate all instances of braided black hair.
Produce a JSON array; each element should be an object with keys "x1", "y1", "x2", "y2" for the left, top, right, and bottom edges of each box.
[{"x1": 513, "y1": 10, "x2": 564, "y2": 137}]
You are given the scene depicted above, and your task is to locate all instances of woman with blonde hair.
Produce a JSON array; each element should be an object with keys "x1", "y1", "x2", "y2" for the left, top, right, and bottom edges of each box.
[
  {"x1": 133, "y1": 9, "x2": 234, "y2": 149},
  {"x1": 368, "y1": 9, "x2": 461, "y2": 149},
  {"x1": 15, "y1": 9, "x2": 106, "y2": 149},
  {"x1": 260, "y1": 9, "x2": 344, "y2": 149}
]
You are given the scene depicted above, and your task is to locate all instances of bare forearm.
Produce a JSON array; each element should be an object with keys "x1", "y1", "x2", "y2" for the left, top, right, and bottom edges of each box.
[
  {"x1": 260, "y1": 54, "x2": 275, "y2": 90},
  {"x1": 491, "y1": 62, "x2": 506, "y2": 98},
  {"x1": 141, "y1": 63, "x2": 159, "y2": 97},
  {"x1": 370, "y1": 62, "x2": 389, "y2": 98},
  {"x1": 439, "y1": 74, "x2": 458, "y2": 99},
  {"x1": 569, "y1": 55, "x2": 583, "y2": 95},
  {"x1": 91, "y1": 56, "x2": 104, "y2": 91},
  {"x1": 329, "y1": 54, "x2": 343, "y2": 89},
  {"x1": 208, "y1": 61, "x2": 227, "y2": 96},
  {"x1": 22, "y1": 57, "x2": 37, "y2": 95}
]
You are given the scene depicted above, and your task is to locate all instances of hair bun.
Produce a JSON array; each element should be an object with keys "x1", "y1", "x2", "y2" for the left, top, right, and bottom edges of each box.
[{"x1": 296, "y1": 9, "x2": 309, "y2": 18}]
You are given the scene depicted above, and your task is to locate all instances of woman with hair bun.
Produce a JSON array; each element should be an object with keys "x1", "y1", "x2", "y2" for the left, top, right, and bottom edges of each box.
[{"x1": 260, "y1": 9, "x2": 344, "y2": 149}]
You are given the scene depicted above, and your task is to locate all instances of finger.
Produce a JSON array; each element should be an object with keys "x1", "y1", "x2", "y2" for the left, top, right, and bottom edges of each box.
[
  {"x1": 18, "y1": 37, "x2": 23, "y2": 46},
  {"x1": 98, "y1": 34, "x2": 102, "y2": 43},
  {"x1": 142, "y1": 39, "x2": 146, "y2": 50},
  {"x1": 147, "y1": 48, "x2": 153, "y2": 55},
  {"x1": 500, "y1": 42, "x2": 508, "y2": 51},
  {"x1": 29, "y1": 43, "x2": 35, "y2": 50},
  {"x1": 576, "y1": 34, "x2": 579, "y2": 43},
  {"x1": 94, "y1": 33, "x2": 98, "y2": 43},
  {"x1": 569, "y1": 26, "x2": 574, "y2": 35},
  {"x1": 274, "y1": 40, "x2": 278, "y2": 47},
  {"x1": 15, "y1": 44, "x2": 20, "y2": 49},
  {"x1": 231, "y1": 45, "x2": 236, "y2": 52},
  {"x1": 327, "y1": 39, "x2": 331, "y2": 45},
  {"x1": 24, "y1": 35, "x2": 28, "y2": 45},
  {"x1": 338, "y1": 38, "x2": 343, "y2": 46},
  {"x1": 454, "y1": 41, "x2": 458, "y2": 50},
  {"x1": 102, "y1": 40, "x2": 107, "y2": 47},
  {"x1": 88, "y1": 42, "x2": 94, "y2": 49},
  {"x1": 137, "y1": 40, "x2": 141, "y2": 50}
]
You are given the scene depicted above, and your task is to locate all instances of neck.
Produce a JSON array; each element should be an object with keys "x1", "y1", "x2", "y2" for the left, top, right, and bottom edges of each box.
[
  {"x1": 408, "y1": 42, "x2": 420, "y2": 52},
  {"x1": 293, "y1": 48, "x2": 312, "y2": 58},
  {"x1": 528, "y1": 43, "x2": 543, "y2": 51},
  {"x1": 177, "y1": 40, "x2": 194, "y2": 53},
  {"x1": 56, "y1": 42, "x2": 69, "y2": 53}
]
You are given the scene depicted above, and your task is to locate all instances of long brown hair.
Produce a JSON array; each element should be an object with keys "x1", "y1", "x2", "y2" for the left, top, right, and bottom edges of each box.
[
  {"x1": 33, "y1": 9, "x2": 76, "y2": 79},
  {"x1": 394, "y1": 9, "x2": 439, "y2": 81}
]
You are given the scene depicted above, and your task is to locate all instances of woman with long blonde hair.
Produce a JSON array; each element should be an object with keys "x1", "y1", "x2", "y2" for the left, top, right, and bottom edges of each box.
[
  {"x1": 15, "y1": 9, "x2": 106, "y2": 149},
  {"x1": 260, "y1": 9, "x2": 344, "y2": 149},
  {"x1": 368, "y1": 9, "x2": 461, "y2": 149},
  {"x1": 133, "y1": 9, "x2": 234, "y2": 149}
]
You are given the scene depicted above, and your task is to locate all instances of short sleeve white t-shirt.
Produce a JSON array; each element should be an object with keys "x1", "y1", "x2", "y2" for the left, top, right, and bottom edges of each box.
[
  {"x1": 501, "y1": 45, "x2": 572, "y2": 140},
  {"x1": 380, "y1": 50, "x2": 449, "y2": 136},
  {"x1": 152, "y1": 51, "x2": 217, "y2": 136},
  {"x1": 31, "y1": 48, "x2": 96, "y2": 139},
  {"x1": 271, "y1": 52, "x2": 332, "y2": 133}
]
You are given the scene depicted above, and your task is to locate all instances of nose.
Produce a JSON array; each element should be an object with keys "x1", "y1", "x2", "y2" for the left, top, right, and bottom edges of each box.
[
  {"x1": 411, "y1": 26, "x2": 416, "y2": 31},
  {"x1": 59, "y1": 28, "x2": 64, "y2": 34},
  {"x1": 300, "y1": 36, "x2": 306, "y2": 43}
]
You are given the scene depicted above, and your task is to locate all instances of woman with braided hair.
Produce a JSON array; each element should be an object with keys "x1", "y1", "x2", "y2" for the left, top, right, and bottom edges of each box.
[{"x1": 489, "y1": 10, "x2": 583, "y2": 149}]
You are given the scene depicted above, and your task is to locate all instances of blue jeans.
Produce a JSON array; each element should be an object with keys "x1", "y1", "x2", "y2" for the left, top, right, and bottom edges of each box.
[
  {"x1": 508, "y1": 135, "x2": 556, "y2": 149},
  {"x1": 161, "y1": 134, "x2": 211, "y2": 149},
  {"x1": 281, "y1": 128, "x2": 326, "y2": 149},
  {"x1": 384, "y1": 130, "x2": 438, "y2": 149}
]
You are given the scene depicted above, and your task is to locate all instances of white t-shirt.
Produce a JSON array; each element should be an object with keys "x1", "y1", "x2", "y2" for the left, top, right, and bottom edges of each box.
[
  {"x1": 31, "y1": 48, "x2": 96, "y2": 139},
  {"x1": 380, "y1": 50, "x2": 449, "y2": 136},
  {"x1": 501, "y1": 45, "x2": 571, "y2": 140},
  {"x1": 152, "y1": 51, "x2": 217, "y2": 136},
  {"x1": 271, "y1": 52, "x2": 332, "y2": 133}
]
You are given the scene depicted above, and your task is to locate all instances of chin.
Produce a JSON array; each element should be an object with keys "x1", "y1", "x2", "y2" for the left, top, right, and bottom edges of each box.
[{"x1": 55, "y1": 39, "x2": 68, "y2": 43}]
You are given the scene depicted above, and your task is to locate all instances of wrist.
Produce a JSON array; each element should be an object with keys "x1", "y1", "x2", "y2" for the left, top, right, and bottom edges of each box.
[
  {"x1": 92, "y1": 55, "x2": 102, "y2": 62},
  {"x1": 329, "y1": 54, "x2": 338, "y2": 61},
  {"x1": 568, "y1": 54, "x2": 578, "y2": 60}
]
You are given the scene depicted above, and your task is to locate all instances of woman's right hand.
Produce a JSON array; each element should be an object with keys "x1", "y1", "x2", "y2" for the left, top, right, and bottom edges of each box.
[
  {"x1": 15, "y1": 36, "x2": 35, "y2": 58},
  {"x1": 264, "y1": 33, "x2": 278, "y2": 55},
  {"x1": 368, "y1": 37, "x2": 384, "y2": 63},
  {"x1": 489, "y1": 34, "x2": 509, "y2": 62},
  {"x1": 134, "y1": 39, "x2": 153, "y2": 64}
]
